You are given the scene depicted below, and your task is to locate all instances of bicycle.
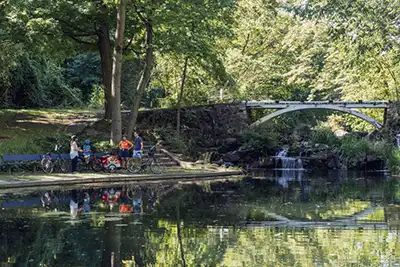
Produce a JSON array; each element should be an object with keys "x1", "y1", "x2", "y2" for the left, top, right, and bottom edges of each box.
[
  {"x1": 41, "y1": 145, "x2": 70, "y2": 174},
  {"x1": 76, "y1": 152, "x2": 103, "y2": 172},
  {"x1": 127, "y1": 146, "x2": 165, "y2": 174}
]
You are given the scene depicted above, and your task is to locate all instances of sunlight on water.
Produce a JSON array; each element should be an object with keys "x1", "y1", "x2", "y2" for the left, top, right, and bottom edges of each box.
[{"x1": 0, "y1": 171, "x2": 400, "y2": 266}]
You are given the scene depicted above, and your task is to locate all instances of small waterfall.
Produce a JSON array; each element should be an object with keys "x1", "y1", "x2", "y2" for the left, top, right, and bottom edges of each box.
[
  {"x1": 297, "y1": 158, "x2": 303, "y2": 169},
  {"x1": 274, "y1": 148, "x2": 305, "y2": 188},
  {"x1": 276, "y1": 148, "x2": 288, "y2": 157},
  {"x1": 275, "y1": 148, "x2": 303, "y2": 170}
]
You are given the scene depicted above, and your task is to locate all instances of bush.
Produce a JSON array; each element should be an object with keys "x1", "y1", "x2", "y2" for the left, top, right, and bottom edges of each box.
[
  {"x1": 240, "y1": 124, "x2": 279, "y2": 155},
  {"x1": 311, "y1": 127, "x2": 340, "y2": 147},
  {"x1": 153, "y1": 126, "x2": 198, "y2": 158},
  {"x1": 388, "y1": 149, "x2": 400, "y2": 173},
  {"x1": 337, "y1": 136, "x2": 371, "y2": 167},
  {"x1": 168, "y1": 134, "x2": 198, "y2": 158}
]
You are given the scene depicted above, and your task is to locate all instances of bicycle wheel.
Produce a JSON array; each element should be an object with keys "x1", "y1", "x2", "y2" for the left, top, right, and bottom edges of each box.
[
  {"x1": 150, "y1": 159, "x2": 165, "y2": 174},
  {"x1": 127, "y1": 158, "x2": 141, "y2": 173},
  {"x1": 59, "y1": 159, "x2": 70, "y2": 173},
  {"x1": 92, "y1": 158, "x2": 103, "y2": 172},
  {"x1": 76, "y1": 160, "x2": 85, "y2": 173},
  {"x1": 108, "y1": 164, "x2": 117, "y2": 173},
  {"x1": 41, "y1": 158, "x2": 54, "y2": 174}
]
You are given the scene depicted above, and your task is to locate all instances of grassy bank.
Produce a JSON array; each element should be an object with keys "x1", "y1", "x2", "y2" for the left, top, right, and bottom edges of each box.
[{"x1": 0, "y1": 109, "x2": 99, "y2": 155}]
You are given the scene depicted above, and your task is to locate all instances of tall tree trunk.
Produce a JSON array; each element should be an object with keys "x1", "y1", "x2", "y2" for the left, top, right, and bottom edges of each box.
[
  {"x1": 110, "y1": 0, "x2": 127, "y2": 145},
  {"x1": 98, "y1": 24, "x2": 113, "y2": 119},
  {"x1": 126, "y1": 20, "x2": 154, "y2": 139},
  {"x1": 176, "y1": 56, "x2": 189, "y2": 136}
]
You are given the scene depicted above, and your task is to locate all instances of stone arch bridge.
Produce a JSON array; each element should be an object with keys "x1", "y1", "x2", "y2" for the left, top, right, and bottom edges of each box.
[{"x1": 245, "y1": 100, "x2": 389, "y2": 129}]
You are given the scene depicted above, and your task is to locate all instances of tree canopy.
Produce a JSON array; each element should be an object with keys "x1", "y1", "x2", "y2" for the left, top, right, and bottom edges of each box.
[{"x1": 1, "y1": 0, "x2": 398, "y2": 132}]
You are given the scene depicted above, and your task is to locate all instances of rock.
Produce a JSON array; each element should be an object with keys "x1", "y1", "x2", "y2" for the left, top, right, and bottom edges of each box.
[
  {"x1": 366, "y1": 130, "x2": 380, "y2": 140},
  {"x1": 84, "y1": 128, "x2": 101, "y2": 137},
  {"x1": 200, "y1": 139, "x2": 215, "y2": 148},
  {"x1": 222, "y1": 153, "x2": 241, "y2": 163},
  {"x1": 222, "y1": 138, "x2": 240, "y2": 151},
  {"x1": 334, "y1": 129, "x2": 348, "y2": 137},
  {"x1": 327, "y1": 157, "x2": 339, "y2": 169},
  {"x1": 223, "y1": 138, "x2": 238, "y2": 145},
  {"x1": 367, "y1": 155, "x2": 377, "y2": 162},
  {"x1": 250, "y1": 161, "x2": 261, "y2": 168},
  {"x1": 202, "y1": 125, "x2": 213, "y2": 135}
]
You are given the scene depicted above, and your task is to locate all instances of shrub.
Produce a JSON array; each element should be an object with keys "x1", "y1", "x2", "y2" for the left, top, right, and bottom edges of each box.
[
  {"x1": 240, "y1": 124, "x2": 279, "y2": 155},
  {"x1": 338, "y1": 136, "x2": 371, "y2": 167},
  {"x1": 388, "y1": 148, "x2": 400, "y2": 173},
  {"x1": 310, "y1": 127, "x2": 340, "y2": 147}
]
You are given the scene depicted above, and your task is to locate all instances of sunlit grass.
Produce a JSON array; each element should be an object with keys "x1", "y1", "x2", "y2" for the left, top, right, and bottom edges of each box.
[
  {"x1": 0, "y1": 109, "x2": 99, "y2": 155},
  {"x1": 364, "y1": 208, "x2": 385, "y2": 221}
]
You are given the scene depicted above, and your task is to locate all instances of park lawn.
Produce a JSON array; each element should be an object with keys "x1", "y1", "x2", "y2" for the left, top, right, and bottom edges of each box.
[{"x1": 0, "y1": 109, "x2": 99, "y2": 155}]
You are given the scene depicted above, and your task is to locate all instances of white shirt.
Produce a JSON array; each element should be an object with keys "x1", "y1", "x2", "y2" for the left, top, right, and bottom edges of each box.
[{"x1": 70, "y1": 141, "x2": 79, "y2": 159}]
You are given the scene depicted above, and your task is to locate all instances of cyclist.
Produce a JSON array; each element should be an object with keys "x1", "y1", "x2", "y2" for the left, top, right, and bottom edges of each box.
[
  {"x1": 119, "y1": 135, "x2": 133, "y2": 169},
  {"x1": 82, "y1": 139, "x2": 92, "y2": 164},
  {"x1": 70, "y1": 135, "x2": 83, "y2": 174},
  {"x1": 133, "y1": 132, "x2": 144, "y2": 159}
]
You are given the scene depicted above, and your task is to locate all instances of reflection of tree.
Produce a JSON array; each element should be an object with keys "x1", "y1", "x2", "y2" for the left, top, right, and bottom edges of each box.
[
  {"x1": 219, "y1": 228, "x2": 400, "y2": 267},
  {"x1": 2, "y1": 177, "x2": 400, "y2": 266},
  {"x1": 101, "y1": 220, "x2": 122, "y2": 267},
  {"x1": 0, "y1": 217, "x2": 103, "y2": 266},
  {"x1": 176, "y1": 195, "x2": 186, "y2": 267},
  {"x1": 159, "y1": 177, "x2": 394, "y2": 223}
]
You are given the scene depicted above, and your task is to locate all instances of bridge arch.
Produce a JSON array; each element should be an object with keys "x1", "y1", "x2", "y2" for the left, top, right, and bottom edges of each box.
[{"x1": 250, "y1": 105, "x2": 383, "y2": 129}]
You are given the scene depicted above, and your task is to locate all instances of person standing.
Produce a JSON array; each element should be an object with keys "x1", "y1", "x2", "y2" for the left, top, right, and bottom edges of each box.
[
  {"x1": 70, "y1": 135, "x2": 83, "y2": 174},
  {"x1": 133, "y1": 132, "x2": 144, "y2": 159},
  {"x1": 119, "y1": 135, "x2": 133, "y2": 169}
]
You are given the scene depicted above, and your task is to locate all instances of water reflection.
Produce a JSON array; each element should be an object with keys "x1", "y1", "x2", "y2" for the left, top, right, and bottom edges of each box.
[{"x1": 0, "y1": 172, "x2": 400, "y2": 266}]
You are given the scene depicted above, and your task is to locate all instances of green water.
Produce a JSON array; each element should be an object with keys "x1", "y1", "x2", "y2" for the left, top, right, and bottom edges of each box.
[{"x1": 0, "y1": 171, "x2": 400, "y2": 266}]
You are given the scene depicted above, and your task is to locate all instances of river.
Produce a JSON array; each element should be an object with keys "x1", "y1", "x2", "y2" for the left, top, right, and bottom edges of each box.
[{"x1": 0, "y1": 170, "x2": 399, "y2": 266}]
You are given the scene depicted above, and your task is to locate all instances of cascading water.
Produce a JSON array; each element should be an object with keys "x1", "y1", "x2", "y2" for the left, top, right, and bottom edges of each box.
[
  {"x1": 275, "y1": 148, "x2": 303, "y2": 170},
  {"x1": 275, "y1": 148, "x2": 304, "y2": 188},
  {"x1": 297, "y1": 158, "x2": 303, "y2": 169}
]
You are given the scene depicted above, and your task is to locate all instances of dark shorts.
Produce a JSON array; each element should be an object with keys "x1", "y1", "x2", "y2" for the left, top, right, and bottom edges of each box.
[{"x1": 120, "y1": 149, "x2": 130, "y2": 158}]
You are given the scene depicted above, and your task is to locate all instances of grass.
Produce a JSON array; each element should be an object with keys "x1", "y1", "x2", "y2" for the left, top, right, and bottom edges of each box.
[{"x1": 0, "y1": 109, "x2": 99, "y2": 155}]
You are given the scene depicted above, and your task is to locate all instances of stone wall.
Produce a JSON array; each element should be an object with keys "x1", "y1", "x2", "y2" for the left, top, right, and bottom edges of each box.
[{"x1": 128, "y1": 103, "x2": 250, "y2": 147}]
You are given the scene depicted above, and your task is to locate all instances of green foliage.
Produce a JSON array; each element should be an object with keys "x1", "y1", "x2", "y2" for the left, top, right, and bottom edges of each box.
[
  {"x1": 89, "y1": 84, "x2": 105, "y2": 109},
  {"x1": 2, "y1": 0, "x2": 400, "y2": 148},
  {"x1": 240, "y1": 124, "x2": 279, "y2": 154},
  {"x1": 338, "y1": 136, "x2": 372, "y2": 167},
  {"x1": 311, "y1": 128, "x2": 340, "y2": 147},
  {"x1": 63, "y1": 53, "x2": 102, "y2": 103},
  {"x1": 310, "y1": 126, "x2": 399, "y2": 169},
  {"x1": 387, "y1": 149, "x2": 400, "y2": 173},
  {"x1": 1, "y1": 53, "x2": 82, "y2": 108},
  {"x1": 154, "y1": 126, "x2": 198, "y2": 158}
]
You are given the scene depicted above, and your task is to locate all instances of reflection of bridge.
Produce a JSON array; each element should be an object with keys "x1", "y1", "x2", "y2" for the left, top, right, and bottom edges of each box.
[{"x1": 244, "y1": 101, "x2": 389, "y2": 129}]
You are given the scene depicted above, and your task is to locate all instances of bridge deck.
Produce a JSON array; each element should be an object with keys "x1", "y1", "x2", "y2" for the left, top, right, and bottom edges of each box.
[{"x1": 244, "y1": 100, "x2": 389, "y2": 109}]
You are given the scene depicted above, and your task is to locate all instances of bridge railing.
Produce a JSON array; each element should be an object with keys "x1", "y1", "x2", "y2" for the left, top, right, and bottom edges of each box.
[{"x1": 243, "y1": 100, "x2": 389, "y2": 109}]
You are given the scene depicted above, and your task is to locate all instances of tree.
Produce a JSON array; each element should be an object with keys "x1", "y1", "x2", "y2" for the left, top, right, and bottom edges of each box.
[
  {"x1": 126, "y1": 7, "x2": 154, "y2": 139},
  {"x1": 126, "y1": 0, "x2": 236, "y2": 138},
  {"x1": 4, "y1": 0, "x2": 121, "y2": 118},
  {"x1": 110, "y1": 0, "x2": 128, "y2": 145},
  {"x1": 176, "y1": 57, "x2": 189, "y2": 136}
]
